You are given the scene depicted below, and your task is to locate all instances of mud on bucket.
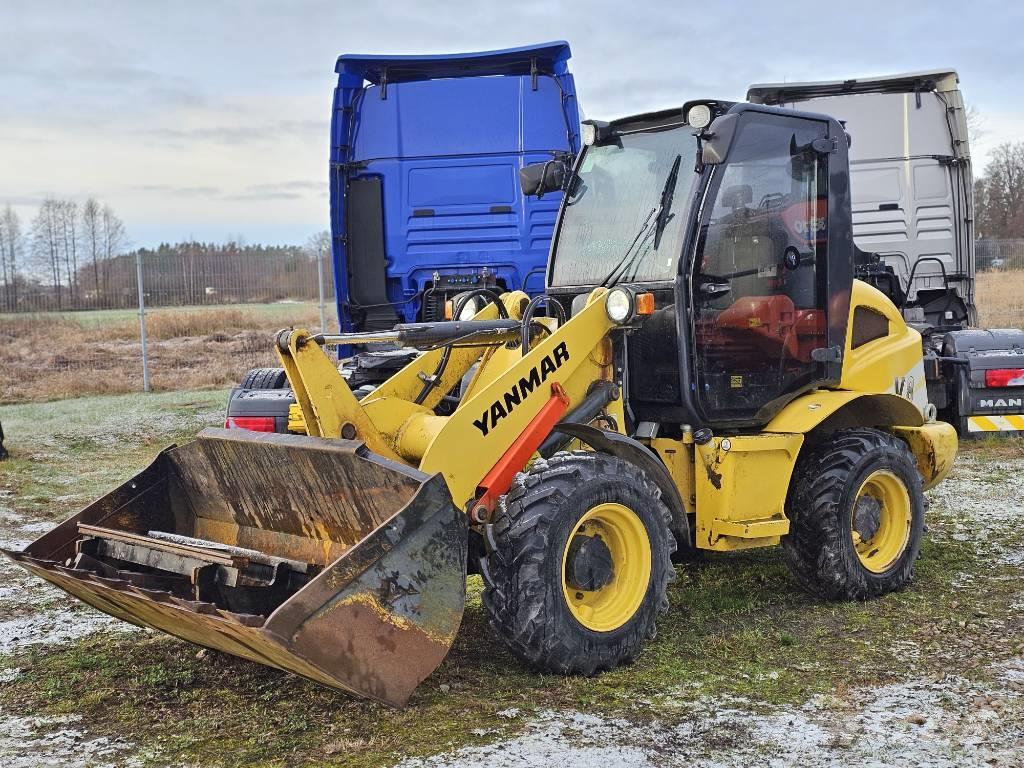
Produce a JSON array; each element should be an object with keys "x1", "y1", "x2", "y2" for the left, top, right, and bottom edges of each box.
[{"x1": 1, "y1": 428, "x2": 468, "y2": 707}]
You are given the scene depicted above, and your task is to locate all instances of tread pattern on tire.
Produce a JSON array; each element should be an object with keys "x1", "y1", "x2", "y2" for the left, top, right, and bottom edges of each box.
[
  {"x1": 481, "y1": 451, "x2": 676, "y2": 675},
  {"x1": 240, "y1": 367, "x2": 288, "y2": 390},
  {"x1": 783, "y1": 428, "x2": 924, "y2": 601}
]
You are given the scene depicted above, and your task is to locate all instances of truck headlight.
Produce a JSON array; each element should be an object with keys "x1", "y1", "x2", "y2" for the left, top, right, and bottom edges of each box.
[{"x1": 605, "y1": 288, "x2": 634, "y2": 323}]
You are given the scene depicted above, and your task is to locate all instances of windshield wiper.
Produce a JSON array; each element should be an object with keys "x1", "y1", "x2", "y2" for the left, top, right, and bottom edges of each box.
[
  {"x1": 600, "y1": 154, "x2": 683, "y2": 288},
  {"x1": 652, "y1": 154, "x2": 682, "y2": 250},
  {"x1": 600, "y1": 206, "x2": 657, "y2": 287}
]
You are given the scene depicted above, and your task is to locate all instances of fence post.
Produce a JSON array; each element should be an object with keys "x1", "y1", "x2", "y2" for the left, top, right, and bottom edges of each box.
[
  {"x1": 317, "y1": 244, "x2": 327, "y2": 333},
  {"x1": 135, "y1": 250, "x2": 151, "y2": 392}
]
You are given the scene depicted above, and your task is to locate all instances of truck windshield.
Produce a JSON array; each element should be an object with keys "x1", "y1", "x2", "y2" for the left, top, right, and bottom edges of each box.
[{"x1": 550, "y1": 126, "x2": 696, "y2": 286}]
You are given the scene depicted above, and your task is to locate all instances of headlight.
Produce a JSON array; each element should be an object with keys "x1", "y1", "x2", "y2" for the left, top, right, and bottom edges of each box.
[
  {"x1": 605, "y1": 288, "x2": 633, "y2": 323},
  {"x1": 687, "y1": 103, "x2": 712, "y2": 130},
  {"x1": 457, "y1": 296, "x2": 481, "y2": 321}
]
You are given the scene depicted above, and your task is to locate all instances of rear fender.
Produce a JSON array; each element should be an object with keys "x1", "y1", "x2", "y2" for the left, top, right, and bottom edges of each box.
[
  {"x1": 893, "y1": 422, "x2": 958, "y2": 490},
  {"x1": 765, "y1": 390, "x2": 955, "y2": 490},
  {"x1": 764, "y1": 391, "x2": 924, "y2": 434}
]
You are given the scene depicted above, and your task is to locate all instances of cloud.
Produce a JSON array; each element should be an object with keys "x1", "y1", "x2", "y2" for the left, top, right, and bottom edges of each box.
[
  {"x1": 133, "y1": 119, "x2": 325, "y2": 148},
  {"x1": 224, "y1": 180, "x2": 326, "y2": 201},
  {"x1": 245, "y1": 181, "x2": 325, "y2": 193},
  {"x1": 130, "y1": 185, "x2": 222, "y2": 198},
  {"x1": 126, "y1": 180, "x2": 323, "y2": 202},
  {"x1": 2, "y1": 0, "x2": 1022, "y2": 247}
]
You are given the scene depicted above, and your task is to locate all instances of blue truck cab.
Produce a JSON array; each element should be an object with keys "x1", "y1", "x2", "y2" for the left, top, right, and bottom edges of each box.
[{"x1": 331, "y1": 41, "x2": 580, "y2": 331}]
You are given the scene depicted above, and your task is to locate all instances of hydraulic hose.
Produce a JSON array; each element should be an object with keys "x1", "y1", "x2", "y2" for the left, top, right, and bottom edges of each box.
[
  {"x1": 414, "y1": 289, "x2": 510, "y2": 404},
  {"x1": 520, "y1": 294, "x2": 567, "y2": 356}
]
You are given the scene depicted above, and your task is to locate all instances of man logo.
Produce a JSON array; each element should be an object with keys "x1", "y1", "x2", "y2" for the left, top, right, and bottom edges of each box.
[{"x1": 979, "y1": 398, "x2": 1023, "y2": 409}]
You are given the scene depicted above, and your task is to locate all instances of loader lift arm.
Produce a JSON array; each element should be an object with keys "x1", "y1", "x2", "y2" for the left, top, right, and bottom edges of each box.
[{"x1": 274, "y1": 287, "x2": 626, "y2": 512}]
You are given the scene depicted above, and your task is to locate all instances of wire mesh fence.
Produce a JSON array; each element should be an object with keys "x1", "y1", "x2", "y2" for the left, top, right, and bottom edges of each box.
[
  {"x1": 0, "y1": 243, "x2": 335, "y2": 313},
  {"x1": 1, "y1": 246, "x2": 337, "y2": 403},
  {"x1": 977, "y1": 239, "x2": 1024, "y2": 272},
  {"x1": 2, "y1": 239, "x2": 1022, "y2": 403}
]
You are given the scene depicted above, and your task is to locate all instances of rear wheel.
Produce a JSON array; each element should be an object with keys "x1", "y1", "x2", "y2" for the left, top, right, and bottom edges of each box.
[
  {"x1": 482, "y1": 452, "x2": 675, "y2": 674},
  {"x1": 239, "y1": 367, "x2": 288, "y2": 390},
  {"x1": 783, "y1": 428, "x2": 924, "y2": 600}
]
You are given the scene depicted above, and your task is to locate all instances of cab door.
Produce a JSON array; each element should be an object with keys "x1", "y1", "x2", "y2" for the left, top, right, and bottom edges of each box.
[{"x1": 690, "y1": 111, "x2": 845, "y2": 425}]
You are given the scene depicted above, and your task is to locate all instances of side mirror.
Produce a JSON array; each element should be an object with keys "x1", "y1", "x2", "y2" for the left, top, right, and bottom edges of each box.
[
  {"x1": 701, "y1": 113, "x2": 740, "y2": 166},
  {"x1": 519, "y1": 160, "x2": 567, "y2": 198}
]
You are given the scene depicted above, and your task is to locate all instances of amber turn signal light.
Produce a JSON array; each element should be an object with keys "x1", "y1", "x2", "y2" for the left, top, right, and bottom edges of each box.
[{"x1": 636, "y1": 293, "x2": 655, "y2": 315}]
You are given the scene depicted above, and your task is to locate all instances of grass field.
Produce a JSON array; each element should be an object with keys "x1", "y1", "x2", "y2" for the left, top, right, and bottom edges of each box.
[
  {"x1": 1, "y1": 392, "x2": 1023, "y2": 766},
  {"x1": 0, "y1": 301, "x2": 328, "y2": 330},
  {"x1": 2, "y1": 270, "x2": 1021, "y2": 406},
  {"x1": 0, "y1": 302, "x2": 336, "y2": 403},
  {"x1": 976, "y1": 268, "x2": 1024, "y2": 328}
]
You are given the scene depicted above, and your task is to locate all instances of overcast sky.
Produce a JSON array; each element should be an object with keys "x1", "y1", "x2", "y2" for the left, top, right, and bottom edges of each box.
[{"x1": 2, "y1": 0, "x2": 1021, "y2": 248}]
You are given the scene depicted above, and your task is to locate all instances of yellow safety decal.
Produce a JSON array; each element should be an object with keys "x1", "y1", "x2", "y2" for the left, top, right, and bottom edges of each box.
[{"x1": 968, "y1": 415, "x2": 1024, "y2": 432}]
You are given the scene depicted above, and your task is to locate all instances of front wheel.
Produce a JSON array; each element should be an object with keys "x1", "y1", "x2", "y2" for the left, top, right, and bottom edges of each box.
[
  {"x1": 783, "y1": 428, "x2": 925, "y2": 600},
  {"x1": 482, "y1": 452, "x2": 675, "y2": 675}
]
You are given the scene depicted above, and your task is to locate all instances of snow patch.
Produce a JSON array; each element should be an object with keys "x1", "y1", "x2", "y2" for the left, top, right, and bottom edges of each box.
[
  {"x1": 0, "y1": 712, "x2": 146, "y2": 768},
  {"x1": 406, "y1": 671, "x2": 1024, "y2": 768},
  {"x1": 0, "y1": 608, "x2": 134, "y2": 654}
]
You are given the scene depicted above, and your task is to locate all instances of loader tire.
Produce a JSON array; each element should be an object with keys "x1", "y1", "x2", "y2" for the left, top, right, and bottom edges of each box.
[
  {"x1": 783, "y1": 428, "x2": 924, "y2": 601},
  {"x1": 482, "y1": 452, "x2": 675, "y2": 675},
  {"x1": 240, "y1": 367, "x2": 288, "y2": 390}
]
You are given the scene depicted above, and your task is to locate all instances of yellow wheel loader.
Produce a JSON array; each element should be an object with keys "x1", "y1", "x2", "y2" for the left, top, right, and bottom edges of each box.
[{"x1": 4, "y1": 100, "x2": 958, "y2": 707}]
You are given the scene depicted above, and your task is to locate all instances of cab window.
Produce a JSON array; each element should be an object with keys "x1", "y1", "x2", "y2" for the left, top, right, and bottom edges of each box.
[{"x1": 692, "y1": 113, "x2": 830, "y2": 422}]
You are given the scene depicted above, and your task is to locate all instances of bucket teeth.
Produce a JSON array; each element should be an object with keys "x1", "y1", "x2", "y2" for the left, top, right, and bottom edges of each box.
[{"x1": 2, "y1": 428, "x2": 468, "y2": 707}]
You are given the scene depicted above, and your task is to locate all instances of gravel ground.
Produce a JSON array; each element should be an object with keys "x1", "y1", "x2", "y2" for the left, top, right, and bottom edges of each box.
[{"x1": 0, "y1": 429, "x2": 1021, "y2": 766}]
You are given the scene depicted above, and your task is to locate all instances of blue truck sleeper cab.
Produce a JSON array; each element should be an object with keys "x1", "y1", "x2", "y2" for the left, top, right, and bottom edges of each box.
[{"x1": 331, "y1": 41, "x2": 581, "y2": 332}]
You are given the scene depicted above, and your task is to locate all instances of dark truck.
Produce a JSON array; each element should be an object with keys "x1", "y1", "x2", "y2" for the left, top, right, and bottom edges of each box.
[
  {"x1": 227, "y1": 42, "x2": 581, "y2": 431},
  {"x1": 748, "y1": 71, "x2": 1024, "y2": 435}
]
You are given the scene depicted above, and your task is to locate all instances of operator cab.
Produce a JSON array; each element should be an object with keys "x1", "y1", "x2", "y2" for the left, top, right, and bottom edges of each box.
[{"x1": 525, "y1": 101, "x2": 853, "y2": 431}]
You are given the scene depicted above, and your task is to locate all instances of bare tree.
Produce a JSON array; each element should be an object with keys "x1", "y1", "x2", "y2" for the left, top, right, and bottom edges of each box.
[
  {"x1": 1, "y1": 205, "x2": 24, "y2": 311},
  {"x1": 0, "y1": 213, "x2": 6, "y2": 310},
  {"x1": 101, "y1": 204, "x2": 127, "y2": 272},
  {"x1": 975, "y1": 142, "x2": 1024, "y2": 239},
  {"x1": 82, "y1": 198, "x2": 103, "y2": 300},
  {"x1": 305, "y1": 230, "x2": 331, "y2": 260},
  {"x1": 965, "y1": 104, "x2": 986, "y2": 146},
  {"x1": 31, "y1": 199, "x2": 64, "y2": 308},
  {"x1": 58, "y1": 199, "x2": 80, "y2": 301}
]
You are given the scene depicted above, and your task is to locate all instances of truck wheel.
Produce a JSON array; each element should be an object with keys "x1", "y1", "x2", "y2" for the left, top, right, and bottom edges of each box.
[
  {"x1": 482, "y1": 452, "x2": 675, "y2": 675},
  {"x1": 239, "y1": 367, "x2": 288, "y2": 389},
  {"x1": 783, "y1": 428, "x2": 924, "y2": 600}
]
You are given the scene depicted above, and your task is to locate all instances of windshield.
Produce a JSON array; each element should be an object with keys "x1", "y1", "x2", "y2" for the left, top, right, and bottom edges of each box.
[{"x1": 550, "y1": 126, "x2": 697, "y2": 287}]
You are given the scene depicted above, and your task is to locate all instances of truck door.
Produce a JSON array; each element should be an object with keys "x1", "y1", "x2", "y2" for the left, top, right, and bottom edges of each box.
[{"x1": 691, "y1": 112, "x2": 838, "y2": 424}]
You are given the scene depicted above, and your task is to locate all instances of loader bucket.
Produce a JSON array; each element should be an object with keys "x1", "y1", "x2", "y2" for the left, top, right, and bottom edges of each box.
[{"x1": 1, "y1": 428, "x2": 468, "y2": 707}]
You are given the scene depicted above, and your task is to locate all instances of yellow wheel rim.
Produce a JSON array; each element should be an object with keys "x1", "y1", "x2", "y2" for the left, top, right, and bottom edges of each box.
[
  {"x1": 561, "y1": 502, "x2": 651, "y2": 632},
  {"x1": 851, "y1": 470, "x2": 912, "y2": 574}
]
